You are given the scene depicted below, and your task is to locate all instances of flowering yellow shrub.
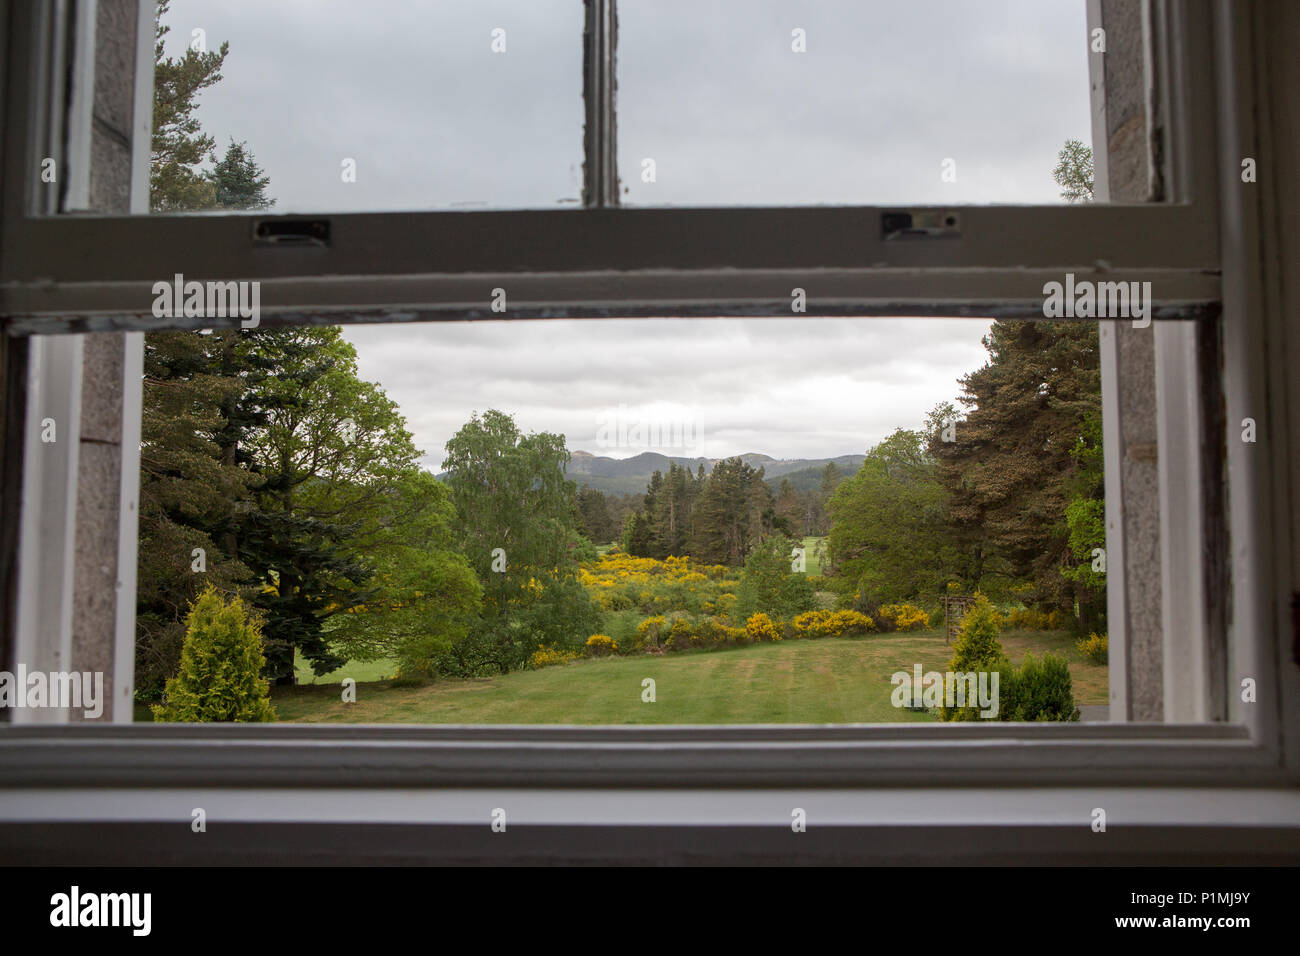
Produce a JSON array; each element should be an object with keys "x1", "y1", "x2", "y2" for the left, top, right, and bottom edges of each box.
[
  {"x1": 579, "y1": 553, "x2": 734, "y2": 615},
  {"x1": 529, "y1": 644, "x2": 579, "y2": 669},
  {"x1": 745, "y1": 613, "x2": 782, "y2": 643},
  {"x1": 879, "y1": 603, "x2": 929, "y2": 632},
  {"x1": 826, "y1": 609, "x2": 874, "y2": 636},
  {"x1": 792, "y1": 609, "x2": 875, "y2": 638},
  {"x1": 792, "y1": 611, "x2": 825, "y2": 638},
  {"x1": 666, "y1": 616, "x2": 697, "y2": 650},
  {"x1": 1006, "y1": 607, "x2": 1061, "y2": 631},
  {"x1": 1076, "y1": 632, "x2": 1108, "y2": 664},
  {"x1": 694, "y1": 616, "x2": 734, "y2": 645},
  {"x1": 585, "y1": 633, "x2": 618, "y2": 656},
  {"x1": 636, "y1": 615, "x2": 667, "y2": 646}
]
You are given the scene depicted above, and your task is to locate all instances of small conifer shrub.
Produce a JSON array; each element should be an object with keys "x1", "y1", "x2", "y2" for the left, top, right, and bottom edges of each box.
[{"x1": 152, "y1": 586, "x2": 276, "y2": 723}]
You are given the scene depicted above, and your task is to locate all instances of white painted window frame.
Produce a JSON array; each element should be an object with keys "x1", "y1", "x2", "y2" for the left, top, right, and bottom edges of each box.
[{"x1": 0, "y1": 0, "x2": 1295, "y2": 850}]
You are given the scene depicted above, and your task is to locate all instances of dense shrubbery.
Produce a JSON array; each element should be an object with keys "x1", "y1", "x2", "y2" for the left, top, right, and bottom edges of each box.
[
  {"x1": 935, "y1": 594, "x2": 1080, "y2": 722},
  {"x1": 734, "y1": 535, "x2": 817, "y2": 623},
  {"x1": 529, "y1": 643, "x2": 579, "y2": 669}
]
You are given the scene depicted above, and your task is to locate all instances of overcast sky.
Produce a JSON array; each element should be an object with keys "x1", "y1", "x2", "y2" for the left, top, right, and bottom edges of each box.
[{"x1": 163, "y1": 1, "x2": 1092, "y2": 469}]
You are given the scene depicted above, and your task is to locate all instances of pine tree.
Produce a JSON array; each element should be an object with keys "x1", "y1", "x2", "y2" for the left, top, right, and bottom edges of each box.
[
  {"x1": 931, "y1": 320, "x2": 1102, "y2": 617},
  {"x1": 150, "y1": 0, "x2": 228, "y2": 211},
  {"x1": 239, "y1": 327, "x2": 424, "y2": 682},
  {"x1": 775, "y1": 478, "x2": 803, "y2": 536},
  {"x1": 209, "y1": 139, "x2": 274, "y2": 210},
  {"x1": 689, "y1": 457, "x2": 774, "y2": 565}
]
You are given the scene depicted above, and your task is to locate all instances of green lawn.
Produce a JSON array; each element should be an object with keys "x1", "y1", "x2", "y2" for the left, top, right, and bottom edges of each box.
[
  {"x1": 270, "y1": 627, "x2": 1105, "y2": 724},
  {"x1": 800, "y1": 536, "x2": 825, "y2": 575},
  {"x1": 293, "y1": 655, "x2": 397, "y2": 685}
]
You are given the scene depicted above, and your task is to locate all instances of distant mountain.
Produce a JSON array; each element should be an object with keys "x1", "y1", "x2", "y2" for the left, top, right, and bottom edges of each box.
[
  {"x1": 436, "y1": 449, "x2": 865, "y2": 496},
  {"x1": 563, "y1": 450, "x2": 865, "y2": 496}
]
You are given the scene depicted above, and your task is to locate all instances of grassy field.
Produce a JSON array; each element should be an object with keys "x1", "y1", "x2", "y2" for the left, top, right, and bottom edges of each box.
[
  {"x1": 293, "y1": 655, "x2": 396, "y2": 685},
  {"x1": 801, "y1": 536, "x2": 825, "y2": 575},
  {"x1": 270, "y1": 627, "x2": 1105, "y2": 724}
]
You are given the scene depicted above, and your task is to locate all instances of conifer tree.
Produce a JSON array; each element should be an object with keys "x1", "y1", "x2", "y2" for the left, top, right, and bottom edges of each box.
[
  {"x1": 209, "y1": 139, "x2": 274, "y2": 210},
  {"x1": 150, "y1": 0, "x2": 228, "y2": 211},
  {"x1": 152, "y1": 587, "x2": 276, "y2": 723}
]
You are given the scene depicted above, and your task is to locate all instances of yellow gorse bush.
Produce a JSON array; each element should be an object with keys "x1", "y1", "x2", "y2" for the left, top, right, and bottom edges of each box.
[
  {"x1": 579, "y1": 553, "x2": 735, "y2": 614},
  {"x1": 1005, "y1": 607, "x2": 1062, "y2": 631},
  {"x1": 745, "y1": 613, "x2": 782, "y2": 643},
  {"x1": 585, "y1": 633, "x2": 618, "y2": 656},
  {"x1": 528, "y1": 643, "x2": 579, "y2": 669},
  {"x1": 1076, "y1": 632, "x2": 1108, "y2": 664},
  {"x1": 791, "y1": 609, "x2": 876, "y2": 638},
  {"x1": 879, "y1": 603, "x2": 929, "y2": 632}
]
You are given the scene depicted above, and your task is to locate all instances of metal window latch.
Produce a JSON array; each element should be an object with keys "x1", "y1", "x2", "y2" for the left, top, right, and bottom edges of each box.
[
  {"x1": 253, "y1": 219, "x2": 331, "y2": 247},
  {"x1": 882, "y1": 210, "x2": 962, "y2": 240}
]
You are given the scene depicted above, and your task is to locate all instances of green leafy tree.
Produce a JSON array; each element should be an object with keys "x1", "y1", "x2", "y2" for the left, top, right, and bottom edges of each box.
[
  {"x1": 325, "y1": 471, "x2": 482, "y2": 678},
  {"x1": 152, "y1": 586, "x2": 276, "y2": 722},
  {"x1": 828, "y1": 428, "x2": 954, "y2": 604},
  {"x1": 442, "y1": 410, "x2": 599, "y2": 665},
  {"x1": 1053, "y1": 139, "x2": 1094, "y2": 204}
]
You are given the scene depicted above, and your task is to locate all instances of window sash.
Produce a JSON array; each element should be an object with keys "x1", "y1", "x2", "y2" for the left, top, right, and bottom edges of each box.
[
  {"x1": 2, "y1": 204, "x2": 1220, "y2": 331},
  {"x1": 2, "y1": 0, "x2": 1222, "y2": 331}
]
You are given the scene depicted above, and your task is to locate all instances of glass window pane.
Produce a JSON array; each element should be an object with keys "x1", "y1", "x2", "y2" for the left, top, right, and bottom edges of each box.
[
  {"x1": 147, "y1": 0, "x2": 584, "y2": 213},
  {"x1": 617, "y1": 0, "x2": 1102, "y2": 205}
]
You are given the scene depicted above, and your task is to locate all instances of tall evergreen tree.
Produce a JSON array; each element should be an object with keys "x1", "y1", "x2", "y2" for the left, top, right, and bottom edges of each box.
[
  {"x1": 150, "y1": 0, "x2": 228, "y2": 211},
  {"x1": 209, "y1": 139, "x2": 274, "y2": 210},
  {"x1": 575, "y1": 486, "x2": 615, "y2": 544},
  {"x1": 930, "y1": 320, "x2": 1102, "y2": 616},
  {"x1": 775, "y1": 477, "x2": 803, "y2": 536}
]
